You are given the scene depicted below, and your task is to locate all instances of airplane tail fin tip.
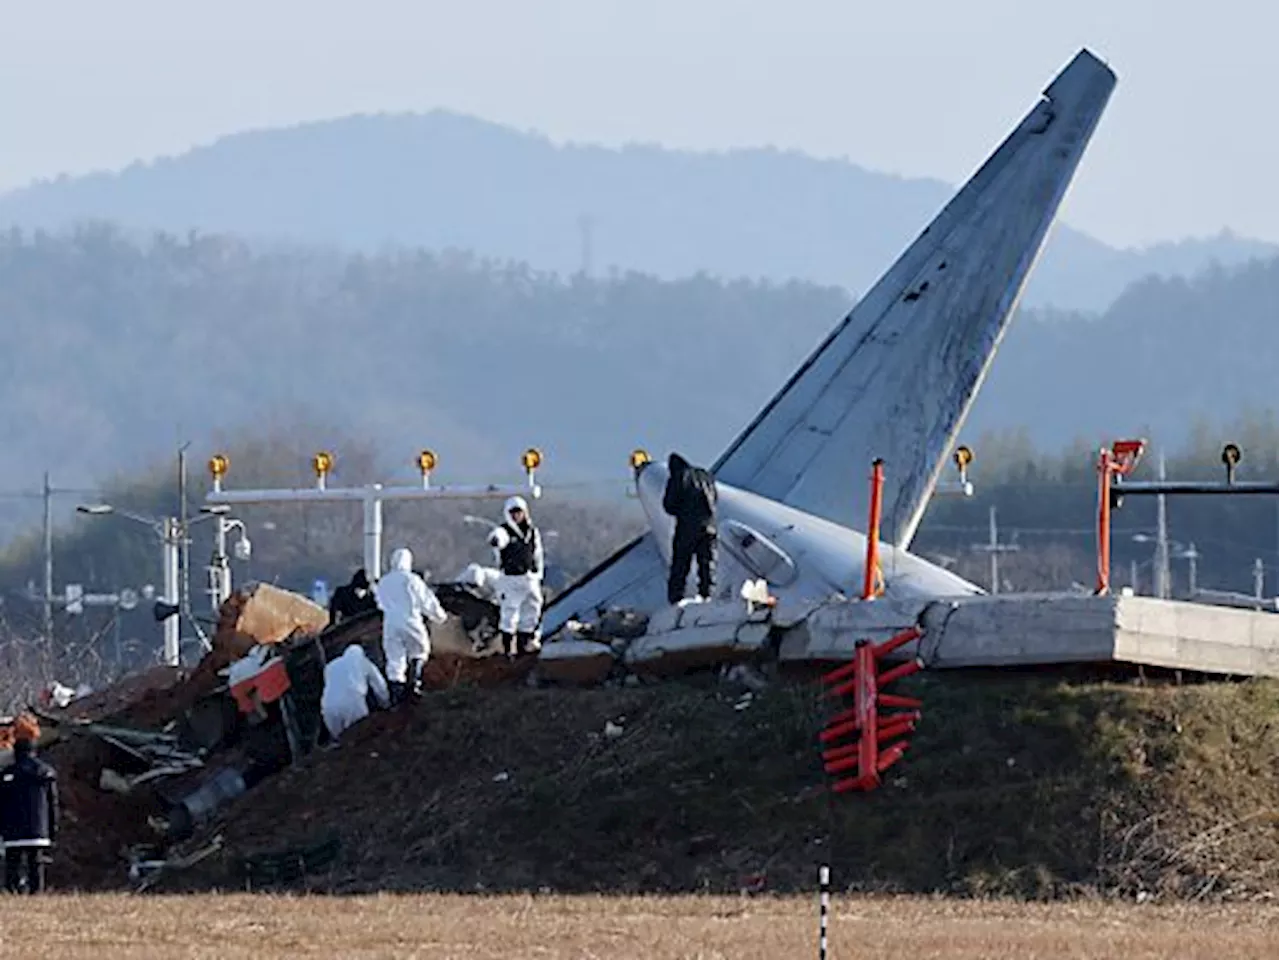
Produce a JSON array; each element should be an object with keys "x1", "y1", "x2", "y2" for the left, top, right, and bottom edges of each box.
[{"x1": 1053, "y1": 47, "x2": 1118, "y2": 93}]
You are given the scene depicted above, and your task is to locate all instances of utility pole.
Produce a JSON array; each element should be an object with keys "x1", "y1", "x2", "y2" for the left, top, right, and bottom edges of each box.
[
  {"x1": 1253, "y1": 558, "x2": 1265, "y2": 603},
  {"x1": 178, "y1": 445, "x2": 190, "y2": 620},
  {"x1": 175, "y1": 444, "x2": 212, "y2": 651},
  {"x1": 971, "y1": 505, "x2": 1020, "y2": 594},
  {"x1": 1184, "y1": 542, "x2": 1198, "y2": 597},
  {"x1": 1153, "y1": 452, "x2": 1170, "y2": 600},
  {"x1": 1129, "y1": 558, "x2": 1139, "y2": 594},
  {"x1": 42, "y1": 471, "x2": 53, "y2": 643},
  {"x1": 161, "y1": 517, "x2": 181, "y2": 666}
]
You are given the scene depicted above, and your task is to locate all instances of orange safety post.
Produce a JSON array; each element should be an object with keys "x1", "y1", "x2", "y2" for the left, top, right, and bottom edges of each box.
[
  {"x1": 1094, "y1": 439, "x2": 1146, "y2": 595},
  {"x1": 862, "y1": 459, "x2": 886, "y2": 600},
  {"x1": 1094, "y1": 447, "x2": 1113, "y2": 595}
]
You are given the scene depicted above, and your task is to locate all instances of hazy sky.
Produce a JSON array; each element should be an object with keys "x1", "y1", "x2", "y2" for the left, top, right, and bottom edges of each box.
[{"x1": 1, "y1": 0, "x2": 1275, "y2": 248}]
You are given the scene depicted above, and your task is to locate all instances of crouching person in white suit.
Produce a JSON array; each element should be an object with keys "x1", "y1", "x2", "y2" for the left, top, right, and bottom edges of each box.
[
  {"x1": 320, "y1": 644, "x2": 390, "y2": 741},
  {"x1": 487, "y1": 496, "x2": 545, "y2": 659},
  {"x1": 374, "y1": 547, "x2": 448, "y2": 702}
]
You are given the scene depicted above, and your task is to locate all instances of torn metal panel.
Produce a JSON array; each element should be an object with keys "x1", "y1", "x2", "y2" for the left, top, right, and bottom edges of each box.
[{"x1": 542, "y1": 531, "x2": 669, "y2": 637}]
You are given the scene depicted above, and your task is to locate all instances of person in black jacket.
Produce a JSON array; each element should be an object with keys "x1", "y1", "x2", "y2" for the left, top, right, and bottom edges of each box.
[
  {"x1": 662, "y1": 452, "x2": 719, "y2": 604},
  {"x1": 0, "y1": 736, "x2": 59, "y2": 893},
  {"x1": 328, "y1": 568, "x2": 378, "y2": 628}
]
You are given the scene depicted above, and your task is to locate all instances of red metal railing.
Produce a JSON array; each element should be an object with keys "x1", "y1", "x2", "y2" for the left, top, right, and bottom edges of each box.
[{"x1": 819, "y1": 625, "x2": 924, "y2": 793}]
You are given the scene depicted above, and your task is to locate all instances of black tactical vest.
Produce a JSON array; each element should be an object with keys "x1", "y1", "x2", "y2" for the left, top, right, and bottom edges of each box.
[{"x1": 499, "y1": 522, "x2": 539, "y2": 575}]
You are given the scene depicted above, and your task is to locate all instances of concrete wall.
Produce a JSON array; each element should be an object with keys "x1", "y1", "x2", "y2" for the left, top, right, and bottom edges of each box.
[
  {"x1": 777, "y1": 593, "x2": 1278, "y2": 678},
  {"x1": 1114, "y1": 596, "x2": 1278, "y2": 677}
]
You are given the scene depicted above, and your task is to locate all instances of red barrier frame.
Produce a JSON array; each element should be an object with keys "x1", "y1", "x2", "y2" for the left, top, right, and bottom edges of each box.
[{"x1": 819, "y1": 625, "x2": 923, "y2": 793}]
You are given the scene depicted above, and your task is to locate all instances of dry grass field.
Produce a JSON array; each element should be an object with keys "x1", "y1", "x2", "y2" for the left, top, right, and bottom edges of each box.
[{"x1": 0, "y1": 894, "x2": 1274, "y2": 959}]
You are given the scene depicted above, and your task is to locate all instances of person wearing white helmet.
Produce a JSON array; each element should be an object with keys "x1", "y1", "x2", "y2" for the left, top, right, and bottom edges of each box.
[
  {"x1": 487, "y1": 496, "x2": 545, "y2": 658},
  {"x1": 373, "y1": 547, "x2": 448, "y2": 702}
]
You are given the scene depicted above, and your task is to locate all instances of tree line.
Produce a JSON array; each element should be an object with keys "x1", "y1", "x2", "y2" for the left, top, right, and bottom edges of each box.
[
  {"x1": 0, "y1": 414, "x2": 1272, "y2": 709},
  {"x1": 0, "y1": 227, "x2": 1274, "y2": 548}
]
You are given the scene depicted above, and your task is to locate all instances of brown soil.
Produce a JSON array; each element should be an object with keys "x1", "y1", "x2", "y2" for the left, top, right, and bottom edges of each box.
[
  {"x1": 34, "y1": 632, "x2": 1279, "y2": 903},
  {"x1": 45, "y1": 736, "x2": 160, "y2": 886},
  {"x1": 135, "y1": 674, "x2": 1279, "y2": 901}
]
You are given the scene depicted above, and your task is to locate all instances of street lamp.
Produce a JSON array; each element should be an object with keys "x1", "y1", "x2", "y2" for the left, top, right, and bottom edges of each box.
[
  {"x1": 77, "y1": 499, "x2": 248, "y2": 664},
  {"x1": 76, "y1": 503, "x2": 166, "y2": 530},
  {"x1": 78, "y1": 502, "x2": 182, "y2": 666},
  {"x1": 198, "y1": 505, "x2": 252, "y2": 613}
]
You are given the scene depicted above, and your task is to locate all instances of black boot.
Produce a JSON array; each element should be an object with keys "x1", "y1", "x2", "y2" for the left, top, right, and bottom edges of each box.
[
  {"x1": 501, "y1": 631, "x2": 517, "y2": 659},
  {"x1": 516, "y1": 632, "x2": 536, "y2": 656},
  {"x1": 408, "y1": 658, "x2": 425, "y2": 698},
  {"x1": 388, "y1": 680, "x2": 406, "y2": 706}
]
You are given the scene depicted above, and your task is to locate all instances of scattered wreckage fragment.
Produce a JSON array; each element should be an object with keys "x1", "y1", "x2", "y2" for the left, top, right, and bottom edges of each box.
[
  {"x1": 537, "y1": 640, "x2": 617, "y2": 686},
  {"x1": 622, "y1": 599, "x2": 773, "y2": 678},
  {"x1": 127, "y1": 834, "x2": 224, "y2": 892},
  {"x1": 28, "y1": 576, "x2": 806, "y2": 890}
]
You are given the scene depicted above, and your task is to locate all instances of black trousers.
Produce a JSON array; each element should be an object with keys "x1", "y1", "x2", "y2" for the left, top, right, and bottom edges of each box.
[
  {"x1": 668, "y1": 528, "x2": 717, "y2": 604},
  {"x1": 4, "y1": 847, "x2": 47, "y2": 893}
]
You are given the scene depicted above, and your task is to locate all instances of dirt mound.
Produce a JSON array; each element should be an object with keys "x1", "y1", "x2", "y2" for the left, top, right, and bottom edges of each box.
[
  {"x1": 36, "y1": 584, "x2": 533, "y2": 892},
  {"x1": 159, "y1": 674, "x2": 1277, "y2": 901},
  {"x1": 47, "y1": 734, "x2": 161, "y2": 887},
  {"x1": 59, "y1": 666, "x2": 188, "y2": 724}
]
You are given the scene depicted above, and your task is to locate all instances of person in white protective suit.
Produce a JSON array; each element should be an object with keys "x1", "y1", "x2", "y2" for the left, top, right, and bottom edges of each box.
[
  {"x1": 373, "y1": 547, "x2": 448, "y2": 702},
  {"x1": 320, "y1": 644, "x2": 391, "y2": 741},
  {"x1": 487, "y1": 496, "x2": 545, "y2": 658}
]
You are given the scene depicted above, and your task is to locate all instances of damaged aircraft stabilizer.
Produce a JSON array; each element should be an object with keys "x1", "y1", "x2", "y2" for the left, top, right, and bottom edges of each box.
[{"x1": 543, "y1": 48, "x2": 1117, "y2": 631}]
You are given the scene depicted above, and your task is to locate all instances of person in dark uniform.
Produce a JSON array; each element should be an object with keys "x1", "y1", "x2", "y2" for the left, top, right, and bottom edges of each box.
[
  {"x1": 662, "y1": 452, "x2": 719, "y2": 604},
  {"x1": 0, "y1": 735, "x2": 59, "y2": 893},
  {"x1": 328, "y1": 568, "x2": 378, "y2": 627}
]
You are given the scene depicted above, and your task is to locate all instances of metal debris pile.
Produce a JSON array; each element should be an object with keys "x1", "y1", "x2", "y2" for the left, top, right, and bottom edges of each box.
[{"x1": 30, "y1": 575, "x2": 868, "y2": 891}]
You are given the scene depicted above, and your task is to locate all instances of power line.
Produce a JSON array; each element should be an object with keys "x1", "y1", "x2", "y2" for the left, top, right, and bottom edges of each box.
[
  {"x1": 923, "y1": 524, "x2": 1095, "y2": 536},
  {"x1": 0, "y1": 487, "x2": 104, "y2": 500}
]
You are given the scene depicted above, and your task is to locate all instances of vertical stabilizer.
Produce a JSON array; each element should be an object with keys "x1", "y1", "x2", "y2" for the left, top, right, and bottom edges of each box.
[
  {"x1": 714, "y1": 49, "x2": 1116, "y2": 546},
  {"x1": 543, "y1": 49, "x2": 1116, "y2": 633}
]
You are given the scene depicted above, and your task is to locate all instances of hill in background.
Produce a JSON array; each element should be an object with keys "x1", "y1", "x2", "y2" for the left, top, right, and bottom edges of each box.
[
  {"x1": 0, "y1": 111, "x2": 1274, "y2": 311},
  {"x1": 0, "y1": 226, "x2": 1274, "y2": 544}
]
